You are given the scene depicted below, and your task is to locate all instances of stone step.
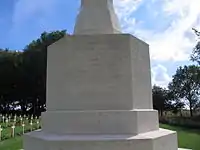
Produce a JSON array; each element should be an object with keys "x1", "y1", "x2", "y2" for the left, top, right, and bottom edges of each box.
[
  {"x1": 41, "y1": 109, "x2": 159, "y2": 135},
  {"x1": 23, "y1": 128, "x2": 178, "y2": 150}
]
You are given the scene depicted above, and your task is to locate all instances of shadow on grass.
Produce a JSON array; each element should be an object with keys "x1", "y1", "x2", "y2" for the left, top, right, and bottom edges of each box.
[
  {"x1": 160, "y1": 124, "x2": 200, "y2": 150},
  {"x1": 160, "y1": 124, "x2": 200, "y2": 134}
]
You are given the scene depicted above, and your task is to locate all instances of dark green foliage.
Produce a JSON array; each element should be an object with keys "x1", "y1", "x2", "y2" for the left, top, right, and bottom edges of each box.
[
  {"x1": 191, "y1": 28, "x2": 200, "y2": 64},
  {"x1": 168, "y1": 65, "x2": 200, "y2": 117},
  {"x1": 152, "y1": 85, "x2": 173, "y2": 116},
  {"x1": 0, "y1": 30, "x2": 66, "y2": 115},
  {"x1": 160, "y1": 116, "x2": 200, "y2": 129}
]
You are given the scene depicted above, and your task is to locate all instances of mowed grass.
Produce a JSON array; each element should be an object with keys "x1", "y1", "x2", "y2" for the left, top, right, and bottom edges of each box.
[
  {"x1": 0, "y1": 119, "x2": 39, "y2": 141},
  {"x1": 0, "y1": 118, "x2": 39, "y2": 150},
  {"x1": 0, "y1": 136, "x2": 23, "y2": 150},
  {"x1": 0, "y1": 124, "x2": 200, "y2": 150},
  {"x1": 160, "y1": 124, "x2": 200, "y2": 150}
]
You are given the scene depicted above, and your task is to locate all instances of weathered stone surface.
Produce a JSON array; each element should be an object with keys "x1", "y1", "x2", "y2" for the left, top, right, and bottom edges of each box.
[
  {"x1": 23, "y1": 1, "x2": 179, "y2": 150},
  {"x1": 41, "y1": 110, "x2": 159, "y2": 135},
  {"x1": 24, "y1": 129, "x2": 178, "y2": 150},
  {"x1": 46, "y1": 34, "x2": 152, "y2": 111},
  {"x1": 74, "y1": 0, "x2": 121, "y2": 34}
]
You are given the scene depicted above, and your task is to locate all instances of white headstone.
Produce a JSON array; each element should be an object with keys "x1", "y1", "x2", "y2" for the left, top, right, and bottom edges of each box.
[
  {"x1": 22, "y1": 123, "x2": 25, "y2": 134},
  {"x1": 36, "y1": 120, "x2": 40, "y2": 129},
  {"x1": 11, "y1": 125, "x2": 15, "y2": 137},
  {"x1": 30, "y1": 121, "x2": 33, "y2": 131},
  {"x1": 2, "y1": 116, "x2": 5, "y2": 123},
  {"x1": 13, "y1": 117, "x2": 16, "y2": 123},
  {"x1": 5, "y1": 118, "x2": 8, "y2": 127}
]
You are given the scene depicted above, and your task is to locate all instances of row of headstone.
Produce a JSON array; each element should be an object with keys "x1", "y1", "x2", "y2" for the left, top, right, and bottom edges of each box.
[
  {"x1": 0, "y1": 114, "x2": 39, "y2": 124},
  {"x1": 0, "y1": 120, "x2": 40, "y2": 141}
]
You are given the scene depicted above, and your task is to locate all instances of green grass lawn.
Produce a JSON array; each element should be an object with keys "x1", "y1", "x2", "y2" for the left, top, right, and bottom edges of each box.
[
  {"x1": 160, "y1": 124, "x2": 200, "y2": 150},
  {"x1": 0, "y1": 119, "x2": 39, "y2": 141},
  {"x1": 0, "y1": 136, "x2": 22, "y2": 150},
  {"x1": 0, "y1": 124, "x2": 199, "y2": 150},
  {"x1": 0, "y1": 118, "x2": 39, "y2": 150}
]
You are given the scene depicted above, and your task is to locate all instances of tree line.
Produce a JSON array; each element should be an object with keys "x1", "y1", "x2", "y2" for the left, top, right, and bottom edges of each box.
[
  {"x1": 0, "y1": 29, "x2": 200, "y2": 117},
  {"x1": 0, "y1": 30, "x2": 66, "y2": 116},
  {"x1": 153, "y1": 29, "x2": 200, "y2": 117}
]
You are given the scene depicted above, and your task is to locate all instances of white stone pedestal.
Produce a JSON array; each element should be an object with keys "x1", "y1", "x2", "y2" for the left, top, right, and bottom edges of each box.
[
  {"x1": 24, "y1": 129, "x2": 177, "y2": 150},
  {"x1": 23, "y1": 34, "x2": 178, "y2": 150}
]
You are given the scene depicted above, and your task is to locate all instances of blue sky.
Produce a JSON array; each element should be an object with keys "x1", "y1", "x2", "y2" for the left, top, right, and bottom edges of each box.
[{"x1": 0, "y1": 0, "x2": 200, "y2": 87}]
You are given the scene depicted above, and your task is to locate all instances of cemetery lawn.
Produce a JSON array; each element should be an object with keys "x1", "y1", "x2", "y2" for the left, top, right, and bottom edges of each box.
[
  {"x1": 0, "y1": 136, "x2": 22, "y2": 150},
  {"x1": 160, "y1": 124, "x2": 200, "y2": 150},
  {"x1": 0, "y1": 124, "x2": 199, "y2": 150}
]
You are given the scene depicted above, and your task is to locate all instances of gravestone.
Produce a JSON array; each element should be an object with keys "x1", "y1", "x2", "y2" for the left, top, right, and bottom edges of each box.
[{"x1": 23, "y1": 0, "x2": 178, "y2": 150}]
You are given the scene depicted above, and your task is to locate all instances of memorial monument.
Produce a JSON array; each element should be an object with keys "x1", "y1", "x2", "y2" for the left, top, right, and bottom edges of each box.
[{"x1": 23, "y1": 0, "x2": 179, "y2": 149}]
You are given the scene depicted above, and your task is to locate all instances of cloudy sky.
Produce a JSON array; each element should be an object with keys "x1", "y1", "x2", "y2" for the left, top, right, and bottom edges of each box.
[{"x1": 0, "y1": 0, "x2": 200, "y2": 87}]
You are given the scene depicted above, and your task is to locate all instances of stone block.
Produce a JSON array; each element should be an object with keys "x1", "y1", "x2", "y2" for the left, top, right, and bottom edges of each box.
[
  {"x1": 46, "y1": 34, "x2": 152, "y2": 111},
  {"x1": 41, "y1": 109, "x2": 159, "y2": 135},
  {"x1": 23, "y1": 129, "x2": 178, "y2": 150}
]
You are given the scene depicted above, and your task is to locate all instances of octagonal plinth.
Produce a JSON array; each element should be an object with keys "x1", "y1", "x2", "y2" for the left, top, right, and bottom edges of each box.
[
  {"x1": 23, "y1": 129, "x2": 178, "y2": 150},
  {"x1": 41, "y1": 110, "x2": 159, "y2": 135},
  {"x1": 46, "y1": 34, "x2": 152, "y2": 111}
]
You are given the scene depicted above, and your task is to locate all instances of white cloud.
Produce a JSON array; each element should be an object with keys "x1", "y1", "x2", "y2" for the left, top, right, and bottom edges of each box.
[
  {"x1": 114, "y1": 0, "x2": 142, "y2": 17},
  {"x1": 114, "y1": 0, "x2": 200, "y2": 86},
  {"x1": 115, "y1": 0, "x2": 200, "y2": 61},
  {"x1": 151, "y1": 64, "x2": 171, "y2": 87},
  {"x1": 114, "y1": 0, "x2": 143, "y2": 31}
]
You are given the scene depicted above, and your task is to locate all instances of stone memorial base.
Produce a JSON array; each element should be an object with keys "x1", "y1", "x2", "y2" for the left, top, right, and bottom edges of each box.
[
  {"x1": 24, "y1": 128, "x2": 177, "y2": 150},
  {"x1": 23, "y1": 34, "x2": 179, "y2": 150}
]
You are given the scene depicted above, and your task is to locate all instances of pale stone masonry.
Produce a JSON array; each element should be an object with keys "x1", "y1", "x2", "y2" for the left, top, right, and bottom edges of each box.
[
  {"x1": 23, "y1": 0, "x2": 180, "y2": 150},
  {"x1": 46, "y1": 34, "x2": 153, "y2": 111},
  {"x1": 74, "y1": 0, "x2": 121, "y2": 34}
]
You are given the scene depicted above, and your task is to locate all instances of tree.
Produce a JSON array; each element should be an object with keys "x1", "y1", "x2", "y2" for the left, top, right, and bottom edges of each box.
[
  {"x1": 191, "y1": 28, "x2": 200, "y2": 64},
  {"x1": 0, "y1": 49, "x2": 23, "y2": 113},
  {"x1": 0, "y1": 30, "x2": 67, "y2": 115},
  {"x1": 166, "y1": 90, "x2": 185, "y2": 116},
  {"x1": 168, "y1": 65, "x2": 200, "y2": 117},
  {"x1": 152, "y1": 85, "x2": 172, "y2": 116},
  {"x1": 21, "y1": 30, "x2": 67, "y2": 115}
]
